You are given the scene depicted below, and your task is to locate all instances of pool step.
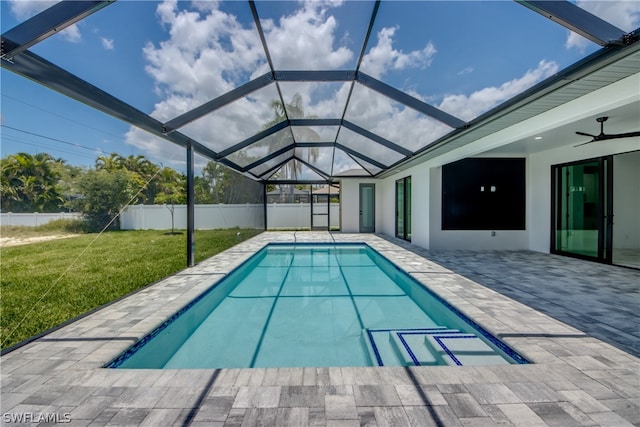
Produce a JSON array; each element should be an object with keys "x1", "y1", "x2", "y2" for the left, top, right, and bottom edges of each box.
[
  {"x1": 362, "y1": 327, "x2": 449, "y2": 367},
  {"x1": 389, "y1": 329, "x2": 458, "y2": 366},
  {"x1": 423, "y1": 333, "x2": 510, "y2": 366},
  {"x1": 363, "y1": 327, "x2": 510, "y2": 367}
]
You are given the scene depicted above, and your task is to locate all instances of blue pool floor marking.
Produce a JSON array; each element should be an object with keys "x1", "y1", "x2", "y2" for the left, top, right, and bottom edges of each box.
[
  {"x1": 228, "y1": 294, "x2": 407, "y2": 299},
  {"x1": 248, "y1": 250, "x2": 296, "y2": 368},
  {"x1": 248, "y1": 245, "x2": 366, "y2": 368},
  {"x1": 333, "y1": 246, "x2": 365, "y2": 331}
]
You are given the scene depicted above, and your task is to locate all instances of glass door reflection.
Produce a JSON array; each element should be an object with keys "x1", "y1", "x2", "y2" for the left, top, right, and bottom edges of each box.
[{"x1": 552, "y1": 157, "x2": 611, "y2": 263}]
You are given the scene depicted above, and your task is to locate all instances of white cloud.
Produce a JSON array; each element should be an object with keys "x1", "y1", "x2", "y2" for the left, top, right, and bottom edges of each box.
[
  {"x1": 8, "y1": 0, "x2": 55, "y2": 20},
  {"x1": 8, "y1": 0, "x2": 81, "y2": 43},
  {"x1": 360, "y1": 27, "x2": 437, "y2": 79},
  {"x1": 261, "y1": 1, "x2": 352, "y2": 70},
  {"x1": 142, "y1": 0, "x2": 266, "y2": 101},
  {"x1": 438, "y1": 60, "x2": 559, "y2": 121},
  {"x1": 101, "y1": 38, "x2": 114, "y2": 50},
  {"x1": 457, "y1": 67, "x2": 474, "y2": 76},
  {"x1": 127, "y1": 0, "x2": 443, "y2": 161},
  {"x1": 341, "y1": 60, "x2": 559, "y2": 154},
  {"x1": 127, "y1": 1, "x2": 558, "y2": 171},
  {"x1": 344, "y1": 83, "x2": 452, "y2": 153},
  {"x1": 279, "y1": 81, "x2": 352, "y2": 119},
  {"x1": 566, "y1": 0, "x2": 640, "y2": 50},
  {"x1": 122, "y1": 127, "x2": 187, "y2": 169},
  {"x1": 128, "y1": 0, "x2": 362, "y2": 161},
  {"x1": 59, "y1": 25, "x2": 81, "y2": 43}
]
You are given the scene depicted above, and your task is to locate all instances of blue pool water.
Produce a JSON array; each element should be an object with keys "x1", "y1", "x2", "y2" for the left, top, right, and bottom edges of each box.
[{"x1": 108, "y1": 243, "x2": 528, "y2": 369}]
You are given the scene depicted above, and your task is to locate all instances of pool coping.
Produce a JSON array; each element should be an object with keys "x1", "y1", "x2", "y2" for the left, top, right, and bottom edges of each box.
[{"x1": 1, "y1": 232, "x2": 638, "y2": 426}]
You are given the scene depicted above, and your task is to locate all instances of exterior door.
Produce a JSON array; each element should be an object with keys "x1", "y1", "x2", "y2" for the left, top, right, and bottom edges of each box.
[
  {"x1": 551, "y1": 157, "x2": 612, "y2": 263},
  {"x1": 395, "y1": 176, "x2": 412, "y2": 240},
  {"x1": 359, "y1": 184, "x2": 375, "y2": 233}
]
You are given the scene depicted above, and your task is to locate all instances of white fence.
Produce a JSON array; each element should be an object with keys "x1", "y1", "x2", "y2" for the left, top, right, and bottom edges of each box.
[
  {"x1": 120, "y1": 204, "x2": 264, "y2": 230},
  {"x1": 120, "y1": 203, "x2": 340, "y2": 230},
  {"x1": 266, "y1": 203, "x2": 340, "y2": 229},
  {"x1": 0, "y1": 212, "x2": 82, "y2": 227}
]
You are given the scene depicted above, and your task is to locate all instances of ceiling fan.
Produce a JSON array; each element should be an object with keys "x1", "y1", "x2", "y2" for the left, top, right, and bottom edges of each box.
[{"x1": 574, "y1": 116, "x2": 640, "y2": 147}]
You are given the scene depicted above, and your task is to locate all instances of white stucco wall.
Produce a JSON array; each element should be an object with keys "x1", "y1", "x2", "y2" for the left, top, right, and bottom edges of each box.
[
  {"x1": 408, "y1": 165, "x2": 431, "y2": 249},
  {"x1": 339, "y1": 178, "x2": 382, "y2": 233},
  {"x1": 372, "y1": 161, "x2": 431, "y2": 248},
  {"x1": 613, "y1": 150, "x2": 640, "y2": 250}
]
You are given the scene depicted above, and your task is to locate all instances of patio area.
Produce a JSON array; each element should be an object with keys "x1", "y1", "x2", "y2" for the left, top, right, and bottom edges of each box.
[{"x1": 1, "y1": 232, "x2": 638, "y2": 426}]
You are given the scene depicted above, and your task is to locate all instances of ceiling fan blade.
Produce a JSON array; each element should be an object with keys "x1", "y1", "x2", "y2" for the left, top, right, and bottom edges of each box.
[
  {"x1": 575, "y1": 131, "x2": 596, "y2": 137},
  {"x1": 600, "y1": 131, "x2": 640, "y2": 140},
  {"x1": 574, "y1": 116, "x2": 638, "y2": 147}
]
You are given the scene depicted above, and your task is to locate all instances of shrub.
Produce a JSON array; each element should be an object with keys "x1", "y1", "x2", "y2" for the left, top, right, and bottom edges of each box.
[{"x1": 36, "y1": 218, "x2": 85, "y2": 234}]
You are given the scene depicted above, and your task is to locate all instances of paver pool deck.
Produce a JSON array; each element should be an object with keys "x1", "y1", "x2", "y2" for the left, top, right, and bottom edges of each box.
[{"x1": 1, "y1": 232, "x2": 638, "y2": 426}]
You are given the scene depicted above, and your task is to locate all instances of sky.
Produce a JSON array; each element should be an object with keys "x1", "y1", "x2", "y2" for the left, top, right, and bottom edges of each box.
[{"x1": 1, "y1": 0, "x2": 639, "y2": 176}]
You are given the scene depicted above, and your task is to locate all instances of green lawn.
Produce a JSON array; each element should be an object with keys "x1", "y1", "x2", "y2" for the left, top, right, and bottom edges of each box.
[{"x1": 0, "y1": 228, "x2": 262, "y2": 350}]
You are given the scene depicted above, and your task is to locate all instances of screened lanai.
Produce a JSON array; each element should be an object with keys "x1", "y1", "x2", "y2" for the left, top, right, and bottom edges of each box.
[
  {"x1": 3, "y1": 2, "x2": 640, "y2": 421},
  {"x1": 4, "y1": 0, "x2": 638, "y2": 177},
  {"x1": 2, "y1": 1, "x2": 639, "y2": 264}
]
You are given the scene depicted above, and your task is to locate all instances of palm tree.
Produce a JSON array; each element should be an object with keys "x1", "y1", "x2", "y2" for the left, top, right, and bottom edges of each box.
[
  {"x1": 262, "y1": 93, "x2": 320, "y2": 180},
  {"x1": 95, "y1": 153, "x2": 122, "y2": 172},
  {"x1": 0, "y1": 152, "x2": 64, "y2": 212},
  {"x1": 95, "y1": 153, "x2": 160, "y2": 204}
]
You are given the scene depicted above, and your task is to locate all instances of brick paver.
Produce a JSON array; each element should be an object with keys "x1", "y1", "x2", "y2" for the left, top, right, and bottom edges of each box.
[{"x1": 1, "y1": 232, "x2": 638, "y2": 426}]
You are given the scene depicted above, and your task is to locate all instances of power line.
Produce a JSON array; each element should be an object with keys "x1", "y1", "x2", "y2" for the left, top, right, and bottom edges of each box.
[
  {"x1": 1, "y1": 135, "x2": 100, "y2": 161},
  {"x1": 1, "y1": 124, "x2": 110, "y2": 155},
  {"x1": 1, "y1": 93, "x2": 125, "y2": 140}
]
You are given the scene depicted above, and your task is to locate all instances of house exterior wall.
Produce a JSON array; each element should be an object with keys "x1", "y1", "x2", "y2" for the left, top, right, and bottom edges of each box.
[
  {"x1": 409, "y1": 165, "x2": 431, "y2": 249},
  {"x1": 339, "y1": 179, "x2": 381, "y2": 233},
  {"x1": 375, "y1": 163, "x2": 430, "y2": 247},
  {"x1": 379, "y1": 176, "x2": 395, "y2": 236},
  {"x1": 338, "y1": 72, "x2": 639, "y2": 252},
  {"x1": 527, "y1": 139, "x2": 640, "y2": 253},
  {"x1": 613, "y1": 151, "x2": 640, "y2": 250}
]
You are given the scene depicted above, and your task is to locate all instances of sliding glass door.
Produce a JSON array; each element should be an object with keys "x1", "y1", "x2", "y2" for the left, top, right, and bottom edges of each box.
[
  {"x1": 551, "y1": 157, "x2": 612, "y2": 263},
  {"x1": 395, "y1": 176, "x2": 411, "y2": 240}
]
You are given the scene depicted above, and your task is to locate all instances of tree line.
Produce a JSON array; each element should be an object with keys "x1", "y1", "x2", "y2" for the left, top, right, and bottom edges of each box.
[{"x1": 0, "y1": 152, "x2": 262, "y2": 231}]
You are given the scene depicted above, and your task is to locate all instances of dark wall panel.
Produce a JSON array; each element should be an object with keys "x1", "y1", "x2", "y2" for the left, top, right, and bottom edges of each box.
[{"x1": 442, "y1": 158, "x2": 526, "y2": 230}]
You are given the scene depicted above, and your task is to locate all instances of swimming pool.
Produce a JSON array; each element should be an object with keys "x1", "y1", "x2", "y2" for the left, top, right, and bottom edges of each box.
[{"x1": 107, "y1": 243, "x2": 528, "y2": 369}]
